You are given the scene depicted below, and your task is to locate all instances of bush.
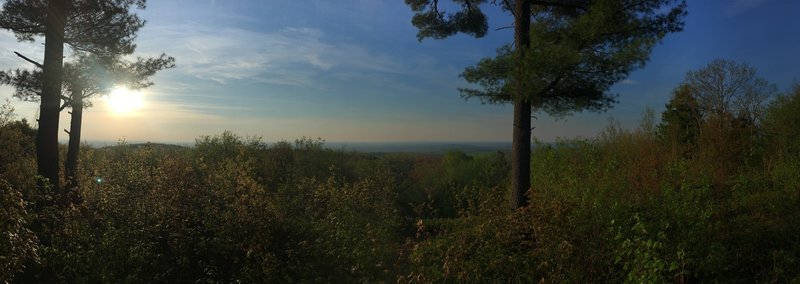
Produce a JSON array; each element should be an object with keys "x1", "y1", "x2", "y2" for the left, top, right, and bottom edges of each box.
[
  {"x1": 1, "y1": 119, "x2": 798, "y2": 282},
  {"x1": 0, "y1": 178, "x2": 37, "y2": 282}
]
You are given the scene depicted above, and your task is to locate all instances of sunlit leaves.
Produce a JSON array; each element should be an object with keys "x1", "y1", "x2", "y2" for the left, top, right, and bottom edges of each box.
[{"x1": 0, "y1": 178, "x2": 38, "y2": 282}]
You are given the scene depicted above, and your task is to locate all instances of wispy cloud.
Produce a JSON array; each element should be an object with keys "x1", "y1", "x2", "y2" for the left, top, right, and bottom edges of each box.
[
  {"x1": 725, "y1": 0, "x2": 773, "y2": 17},
  {"x1": 0, "y1": 30, "x2": 44, "y2": 71},
  {"x1": 136, "y1": 24, "x2": 402, "y2": 86}
]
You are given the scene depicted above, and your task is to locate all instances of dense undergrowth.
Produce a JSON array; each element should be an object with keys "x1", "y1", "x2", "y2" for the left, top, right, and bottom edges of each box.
[{"x1": 1, "y1": 85, "x2": 799, "y2": 283}]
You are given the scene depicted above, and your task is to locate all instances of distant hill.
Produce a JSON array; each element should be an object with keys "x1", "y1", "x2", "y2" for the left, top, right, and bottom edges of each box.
[
  {"x1": 325, "y1": 142, "x2": 513, "y2": 154},
  {"x1": 86, "y1": 140, "x2": 519, "y2": 154},
  {"x1": 94, "y1": 142, "x2": 190, "y2": 153}
]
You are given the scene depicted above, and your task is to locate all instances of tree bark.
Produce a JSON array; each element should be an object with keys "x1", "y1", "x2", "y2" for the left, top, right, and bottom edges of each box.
[
  {"x1": 511, "y1": 99, "x2": 532, "y2": 208},
  {"x1": 65, "y1": 87, "x2": 82, "y2": 195},
  {"x1": 38, "y1": 0, "x2": 67, "y2": 192},
  {"x1": 511, "y1": 0, "x2": 532, "y2": 209}
]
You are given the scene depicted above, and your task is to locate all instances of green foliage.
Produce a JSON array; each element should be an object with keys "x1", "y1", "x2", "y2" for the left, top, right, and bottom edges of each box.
[
  {"x1": 0, "y1": 0, "x2": 147, "y2": 56},
  {"x1": 660, "y1": 59, "x2": 778, "y2": 184},
  {"x1": 304, "y1": 175, "x2": 403, "y2": 282},
  {"x1": 612, "y1": 214, "x2": 682, "y2": 284},
  {"x1": 405, "y1": 100, "x2": 800, "y2": 282},
  {"x1": 405, "y1": 210, "x2": 537, "y2": 283},
  {"x1": 406, "y1": 150, "x2": 509, "y2": 218},
  {"x1": 0, "y1": 132, "x2": 409, "y2": 282},
  {"x1": 2, "y1": 86, "x2": 800, "y2": 282},
  {"x1": 0, "y1": 106, "x2": 40, "y2": 282},
  {"x1": 657, "y1": 84, "x2": 700, "y2": 156},
  {"x1": 0, "y1": 178, "x2": 38, "y2": 282},
  {"x1": 763, "y1": 83, "x2": 800, "y2": 161},
  {"x1": 458, "y1": 0, "x2": 686, "y2": 117},
  {"x1": 405, "y1": 0, "x2": 489, "y2": 40},
  {"x1": 0, "y1": 109, "x2": 36, "y2": 188},
  {"x1": 0, "y1": 70, "x2": 41, "y2": 103}
]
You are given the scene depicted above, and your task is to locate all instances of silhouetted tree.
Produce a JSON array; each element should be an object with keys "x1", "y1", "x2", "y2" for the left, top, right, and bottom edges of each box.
[
  {"x1": 407, "y1": 0, "x2": 686, "y2": 208},
  {"x1": 0, "y1": 0, "x2": 147, "y2": 192},
  {"x1": 678, "y1": 59, "x2": 777, "y2": 176},
  {"x1": 1, "y1": 53, "x2": 175, "y2": 193},
  {"x1": 657, "y1": 84, "x2": 701, "y2": 158},
  {"x1": 683, "y1": 59, "x2": 775, "y2": 126}
]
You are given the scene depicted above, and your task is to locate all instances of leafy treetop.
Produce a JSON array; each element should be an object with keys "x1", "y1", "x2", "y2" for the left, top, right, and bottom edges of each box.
[
  {"x1": 0, "y1": 0, "x2": 147, "y2": 56},
  {"x1": 456, "y1": 0, "x2": 687, "y2": 117}
]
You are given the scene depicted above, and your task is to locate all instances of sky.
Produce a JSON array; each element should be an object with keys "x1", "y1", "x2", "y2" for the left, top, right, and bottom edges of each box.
[{"x1": 1, "y1": 0, "x2": 799, "y2": 143}]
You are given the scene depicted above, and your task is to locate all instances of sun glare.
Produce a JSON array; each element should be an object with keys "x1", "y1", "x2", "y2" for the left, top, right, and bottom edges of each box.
[{"x1": 106, "y1": 87, "x2": 144, "y2": 115}]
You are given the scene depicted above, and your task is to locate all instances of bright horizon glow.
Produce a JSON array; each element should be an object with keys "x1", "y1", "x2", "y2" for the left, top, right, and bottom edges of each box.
[{"x1": 105, "y1": 87, "x2": 144, "y2": 115}]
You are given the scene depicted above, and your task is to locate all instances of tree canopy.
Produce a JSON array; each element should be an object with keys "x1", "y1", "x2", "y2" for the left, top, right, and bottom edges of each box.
[
  {"x1": 406, "y1": 0, "x2": 490, "y2": 40},
  {"x1": 0, "y1": 0, "x2": 157, "y2": 192},
  {"x1": 657, "y1": 84, "x2": 700, "y2": 156},
  {"x1": 407, "y1": 0, "x2": 686, "y2": 208},
  {"x1": 0, "y1": 0, "x2": 146, "y2": 56},
  {"x1": 459, "y1": 0, "x2": 687, "y2": 117},
  {"x1": 683, "y1": 59, "x2": 776, "y2": 125}
]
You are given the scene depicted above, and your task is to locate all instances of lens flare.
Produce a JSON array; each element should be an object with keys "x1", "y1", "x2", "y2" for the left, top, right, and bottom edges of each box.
[{"x1": 106, "y1": 87, "x2": 144, "y2": 115}]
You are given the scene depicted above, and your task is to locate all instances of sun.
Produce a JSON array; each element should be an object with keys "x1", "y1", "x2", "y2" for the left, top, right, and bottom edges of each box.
[{"x1": 106, "y1": 87, "x2": 144, "y2": 115}]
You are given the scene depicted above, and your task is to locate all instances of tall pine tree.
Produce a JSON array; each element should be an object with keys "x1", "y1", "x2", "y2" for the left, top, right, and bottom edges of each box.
[
  {"x1": 0, "y1": 0, "x2": 148, "y2": 192},
  {"x1": 1, "y1": 47, "x2": 174, "y2": 195},
  {"x1": 407, "y1": 0, "x2": 686, "y2": 208}
]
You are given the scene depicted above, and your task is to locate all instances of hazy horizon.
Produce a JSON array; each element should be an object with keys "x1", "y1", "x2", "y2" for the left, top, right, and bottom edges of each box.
[{"x1": 76, "y1": 139, "x2": 518, "y2": 154}]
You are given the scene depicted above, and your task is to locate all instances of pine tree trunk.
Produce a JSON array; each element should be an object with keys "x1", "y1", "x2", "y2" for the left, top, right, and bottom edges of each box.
[
  {"x1": 511, "y1": 99, "x2": 531, "y2": 208},
  {"x1": 38, "y1": 0, "x2": 67, "y2": 192},
  {"x1": 511, "y1": 0, "x2": 532, "y2": 209},
  {"x1": 65, "y1": 88, "x2": 82, "y2": 195}
]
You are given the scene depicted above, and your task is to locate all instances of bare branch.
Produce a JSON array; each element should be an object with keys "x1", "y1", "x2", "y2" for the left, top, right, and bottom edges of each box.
[
  {"x1": 14, "y1": 51, "x2": 43, "y2": 69},
  {"x1": 531, "y1": 0, "x2": 589, "y2": 11},
  {"x1": 81, "y1": 89, "x2": 98, "y2": 100},
  {"x1": 432, "y1": 0, "x2": 445, "y2": 22},
  {"x1": 503, "y1": 0, "x2": 516, "y2": 17}
]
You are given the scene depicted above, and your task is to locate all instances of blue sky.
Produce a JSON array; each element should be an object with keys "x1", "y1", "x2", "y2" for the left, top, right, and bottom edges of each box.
[{"x1": 1, "y1": 0, "x2": 799, "y2": 143}]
